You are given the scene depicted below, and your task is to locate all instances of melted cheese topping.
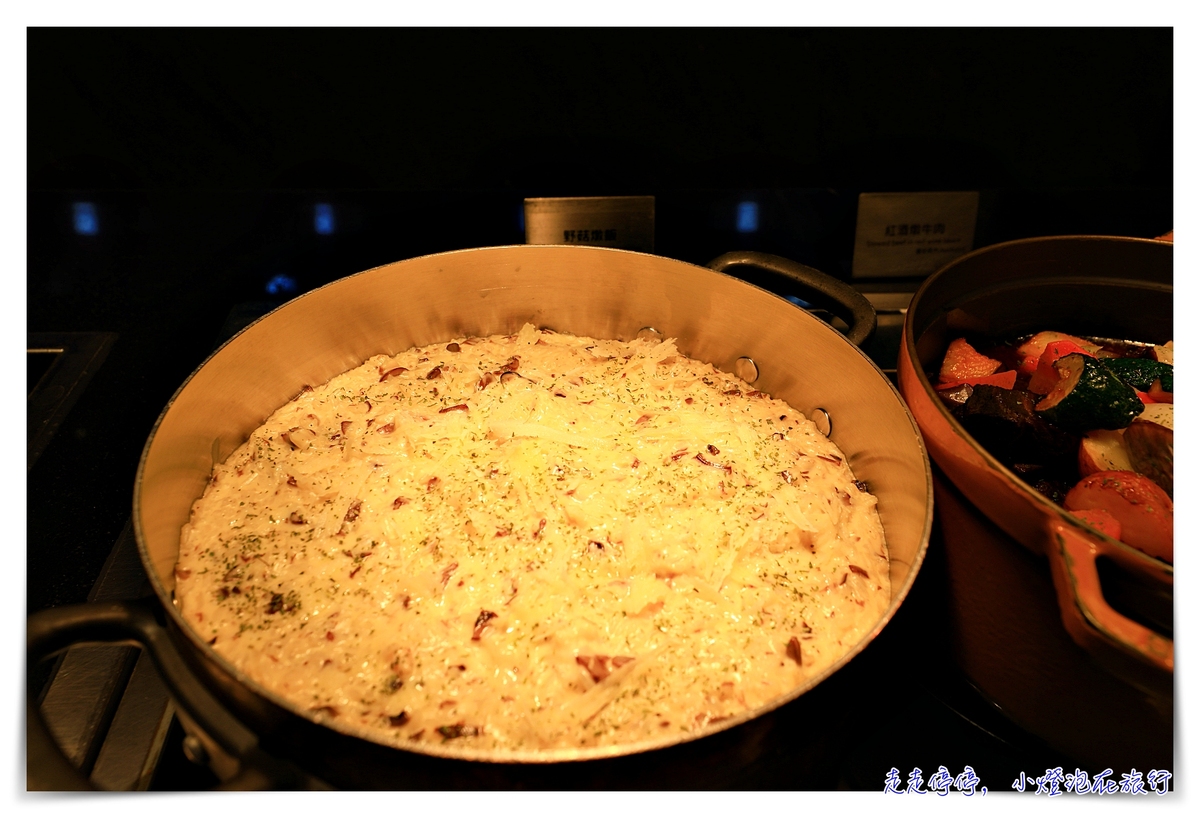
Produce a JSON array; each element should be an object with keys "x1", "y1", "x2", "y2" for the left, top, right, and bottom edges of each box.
[{"x1": 175, "y1": 324, "x2": 889, "y2": 751}]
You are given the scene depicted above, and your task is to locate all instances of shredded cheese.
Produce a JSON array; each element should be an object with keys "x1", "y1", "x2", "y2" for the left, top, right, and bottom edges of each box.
[{"x1": 175, "y1": 325, "x2": 889, "y2": 751}]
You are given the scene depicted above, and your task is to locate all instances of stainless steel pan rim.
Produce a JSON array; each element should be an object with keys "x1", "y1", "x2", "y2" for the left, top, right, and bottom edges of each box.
[{"x1": 132, "y1": 244, "x2": 933, "y2": 766}]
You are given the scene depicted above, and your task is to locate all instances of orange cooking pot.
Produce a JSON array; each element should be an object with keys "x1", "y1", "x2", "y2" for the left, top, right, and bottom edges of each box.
[{"x1": 897, "y1": 235, "x2": 1172, "y2": 771}]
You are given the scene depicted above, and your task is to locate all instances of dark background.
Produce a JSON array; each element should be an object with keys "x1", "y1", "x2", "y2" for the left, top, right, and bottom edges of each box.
[{"x1": 27, "y1": 24, "x2": 1172, "y2": 622}]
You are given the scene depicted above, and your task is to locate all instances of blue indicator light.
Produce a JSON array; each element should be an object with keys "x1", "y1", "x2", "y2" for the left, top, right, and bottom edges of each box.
[
  {"x1": 314, "y1": 203, "x2": 335, "y2": 235},
  {"x1": 736, "y1": 201, "x2": 759, "y2": 233},
  {"x1": 785, "y1": 295, "x2": 813, "y2": 309},
  {"x1": 73, "y1": 202, "x2": 98, "y2": 235},
  {"x1": 266, "y1": 274, "x2": 299, "y2": 296}
]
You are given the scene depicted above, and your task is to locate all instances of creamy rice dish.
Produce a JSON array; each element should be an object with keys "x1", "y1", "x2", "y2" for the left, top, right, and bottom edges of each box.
[{"x1": 175, "y1": 323, "x2": 889, "y2": 751}]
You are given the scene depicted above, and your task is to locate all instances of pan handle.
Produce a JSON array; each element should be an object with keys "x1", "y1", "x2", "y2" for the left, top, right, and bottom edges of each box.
[
  {"x1": 27, "y1": 600, "x2": 314, "y2": 790},
  {"x1": 707, "y1": 251, "x2": 877, "y2": 348},
  {"x1": 1044, "y1": 520, "x2": 1173, "y2": 694}
]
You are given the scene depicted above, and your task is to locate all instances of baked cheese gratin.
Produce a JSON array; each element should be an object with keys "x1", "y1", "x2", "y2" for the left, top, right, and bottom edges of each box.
[{"x1": 175, "y1": 323, "x2": 889, "y2": 751}]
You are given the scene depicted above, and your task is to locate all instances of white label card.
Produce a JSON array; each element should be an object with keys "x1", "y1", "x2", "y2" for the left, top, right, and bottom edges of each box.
[{"x1": 852, "y1": 191, "x2": 979, "y2": 278}]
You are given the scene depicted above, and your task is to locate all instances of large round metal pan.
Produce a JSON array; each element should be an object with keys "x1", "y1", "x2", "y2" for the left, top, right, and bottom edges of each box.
[{"x1": 32, "y1": 245, "x2": 933, "y2": 788}]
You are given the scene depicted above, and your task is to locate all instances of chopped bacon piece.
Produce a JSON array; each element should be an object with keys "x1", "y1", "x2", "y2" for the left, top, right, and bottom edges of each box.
[
  {"x1": 286, "y1": 475, "x2": 298, "y2": 487},
  {"x1": 280, "y1": 431, "x2": 299, "y2": 451},
  {"x1": 393, "y1": 497, "x2": 409, "y2": 509},
  {"x1": 379, "y1": 366, "x2": 408, "y2": 382},
  {"x1": 439, "y1": 403, "x2": 469, "y2": 413},
  {"x1": 378, "y1": 422, "x2": 395, "y2": 434},
  {"x1": 848, "y1": 564, "x2": 869, "y2": 578},
  {"x1": 440, "y1": 562, "x2": 458, "y2": 587},
  {"x1": 426, "y1": 476, "x2": 440, "y2": 492},
  {"x1": 817, "y1": 454, "x2": 842, "y2": 465},
  {"x1": 344, "y1": 500, "x2": 362, "y2": 523},
  {"x1": 780, "y1": 470, "x2": 795, "y2": 485},
  {"x1": 388, "y1": 711, "x2": 410, "y2": 727},
  {"x1": 426, "y1": 366, "x2": 442, "y2": 380},
  {"x1": 288, "y1": 511, "x2": 307, "y2": 525},
  {"x1": 670, "y1": 449, "x2": 689, "y2": 461},
  {"x1": 707, "y1": 444, "x2": 720, "y2": 455},
  {"x1": 786, "y1": 636, "x2": 803, "y2": 666},
  {"x1": 472, "y1": 610, "x2": 498, "y2": 640},
  {"x1": 445, "y1": 342, "x2": 461, "y2": 352},
  {"x1": 500, "y1": 356, "x2": 520, "y2": 372},
  {"x1": 477, "y1": 372, "x2": 496, "y2": 390}
]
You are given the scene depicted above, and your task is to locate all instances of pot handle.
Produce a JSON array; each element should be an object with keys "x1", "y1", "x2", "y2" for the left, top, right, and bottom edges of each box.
[
  {"x1": 1045, "y1": 519, "x2": 1173, "y2": 688},
  {"x1": 707, "y1": 251, "x2": 877, "y2": 348},
  {"x1": 27, "y1": 600, "x2": 313, "y2": 790}
]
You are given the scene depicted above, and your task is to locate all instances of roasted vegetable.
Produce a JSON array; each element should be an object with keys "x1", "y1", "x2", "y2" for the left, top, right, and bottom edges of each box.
[
  {"x1": 1102, "y1": 357, "x2": 1173, "y2": 395},
  {"x1": 940, "y1": 370, "x2": 1017, "y2": 389},
  {"x1": 960, "y1": 385, "x2": 1080, "y2": 470},
  {"x1": 1063, "y1": 470, "x2": 1173, "y2": 562},
  {"x1": 1125, "y1": 414, "x2": 1173, "y2": 498},
  {"x1": 1028, "y1": 339, "x2": 1095, "y2": 394},
  {"x1": 1148, "y1": 380, "x2": 1173, "y2": 404},
  {"x1": 939, "y1": 338, "x2": 1001, "y2": 383},
  {"x1": 1034, "y1": 353, "x2": 1143, "y2": 432},
  {"x1": 1015, "y1": 331, "x2": 1100, "y2": 374},
  {"x1": 1069, "y1": 507, "x2": 1122, "y2": 540},
  {"x1": 1138, "y1": 402, "x2": 1173, "y2": 429},
  {"x1": 1078, "y1": 429, "x2": 1134, "y2": 476}
]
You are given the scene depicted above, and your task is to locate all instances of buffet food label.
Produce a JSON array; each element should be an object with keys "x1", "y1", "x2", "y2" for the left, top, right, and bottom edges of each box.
[
  {"x1": 851, "y1": 191, "x2": 979, "y2": 278},
  {"x1": 524, "y1": 195, "x2": 655, "y2": 253}
]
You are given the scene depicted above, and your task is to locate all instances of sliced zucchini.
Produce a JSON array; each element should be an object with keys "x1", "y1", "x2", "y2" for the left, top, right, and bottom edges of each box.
[
  {"x1": 1034, "y1": 353, "x2": 1143, "y2": 431},
  {"x1": 1102, "y1": 357, "x2": 1173, "y2": 394}
]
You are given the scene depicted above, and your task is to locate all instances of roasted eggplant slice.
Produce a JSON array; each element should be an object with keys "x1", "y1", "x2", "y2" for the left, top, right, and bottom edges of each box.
[{"x1": 961, "y1": 385, "x2": 1080, "y2": 470}]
